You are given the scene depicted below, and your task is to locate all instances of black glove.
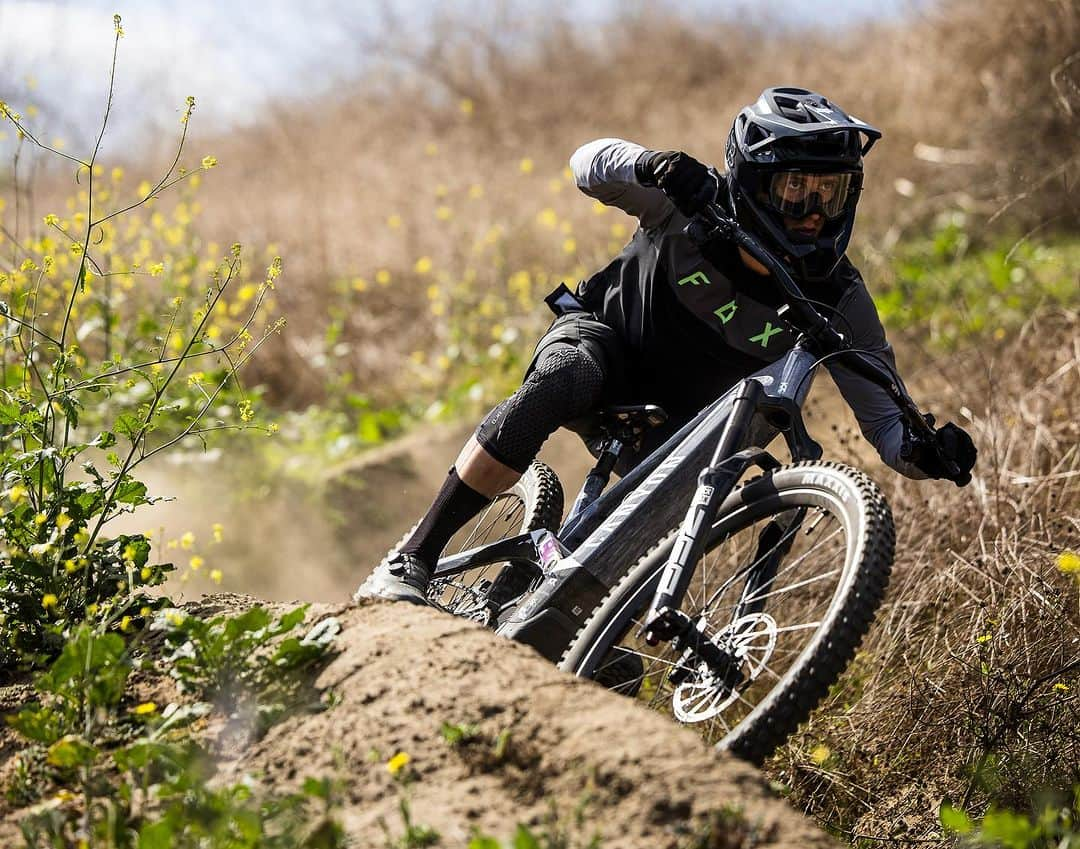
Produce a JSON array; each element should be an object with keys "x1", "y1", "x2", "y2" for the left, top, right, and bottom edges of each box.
[
  {"x1": 904, "y1": 418, "x2": 977, "y2": 487},
  {"x1": 635, "y1": 150, "x2": 717, "y2": 216}
]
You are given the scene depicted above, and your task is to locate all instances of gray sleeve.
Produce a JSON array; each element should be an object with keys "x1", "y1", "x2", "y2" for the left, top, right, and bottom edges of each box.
[
  {"x1": 569, "y1": 138, "x2": 675, "y2": 231},
  {"x1": 825, "y1": 283, "x2": 928, "y2": 480}
]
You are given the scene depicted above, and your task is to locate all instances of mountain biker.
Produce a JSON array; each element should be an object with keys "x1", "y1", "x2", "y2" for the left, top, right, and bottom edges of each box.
[{"x1": 356, "y1": 86, "x2": 977, "y2": 605}]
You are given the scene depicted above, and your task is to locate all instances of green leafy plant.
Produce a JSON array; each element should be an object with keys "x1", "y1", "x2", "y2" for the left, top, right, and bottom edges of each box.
[
  {"x1": 156, "y1": 604, "x2": 339, "y2": 722},
  {"x1": 941, "y1": 788, "x2": 1080, "y2": 848}
]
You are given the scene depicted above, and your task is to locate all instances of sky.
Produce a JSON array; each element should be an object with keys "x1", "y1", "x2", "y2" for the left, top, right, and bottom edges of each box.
[{"x1": 0, "y1": 0, "x2": 923, "y2": 151}]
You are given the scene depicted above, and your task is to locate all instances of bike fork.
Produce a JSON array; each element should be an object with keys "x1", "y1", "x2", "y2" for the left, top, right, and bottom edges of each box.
[{"x1": 642, "y1": 379, "x2": 776, "y2": 645}]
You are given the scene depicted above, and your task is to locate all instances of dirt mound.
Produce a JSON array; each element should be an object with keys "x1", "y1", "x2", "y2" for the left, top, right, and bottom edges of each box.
[
  {"x1": 1, "y1": 596, "x2": 833, "y2": 846},
  {"x1": 1, "y1": 592, "x2": 838, "y2": 846},
  {"x1": 193, "y1": 598, "x2": 834, "y2": 847}
]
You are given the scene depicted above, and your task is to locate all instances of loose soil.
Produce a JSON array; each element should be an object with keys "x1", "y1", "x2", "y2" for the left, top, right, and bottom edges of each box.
[{"x1": 1, "y1": 596, "x2": 836, "y2": 848}]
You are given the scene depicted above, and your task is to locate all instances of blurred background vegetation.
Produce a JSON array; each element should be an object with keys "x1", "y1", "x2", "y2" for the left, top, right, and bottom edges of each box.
[{"x1": 0, "y1": 0, "x2": 1077, "y2": 842}]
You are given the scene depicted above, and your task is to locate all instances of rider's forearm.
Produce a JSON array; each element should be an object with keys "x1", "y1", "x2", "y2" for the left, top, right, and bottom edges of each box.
[
  {"x1": 570, "y1": 138, "x2": 675, "y2": 229},
  {"x1": 828, "y1": 359, "x2": 929, "y2": 480}
]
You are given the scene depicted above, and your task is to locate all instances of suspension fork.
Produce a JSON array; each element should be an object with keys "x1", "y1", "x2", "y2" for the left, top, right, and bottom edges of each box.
[{"x1": 642, "y1": 379, "x2": 777, "y2": 644}]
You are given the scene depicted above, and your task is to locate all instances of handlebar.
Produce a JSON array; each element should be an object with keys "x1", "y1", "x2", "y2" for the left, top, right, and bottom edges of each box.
[{"x1": 686, "y1": 203, "x2": 957, "y2": 476}]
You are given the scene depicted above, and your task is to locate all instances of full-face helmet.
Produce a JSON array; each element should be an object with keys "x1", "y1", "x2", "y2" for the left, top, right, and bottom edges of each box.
[{"x1": 725, "y1": 87, "x2": 882, "y2": 281}]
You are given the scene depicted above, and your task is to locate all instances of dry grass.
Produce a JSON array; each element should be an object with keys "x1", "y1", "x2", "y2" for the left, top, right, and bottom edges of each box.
[{"x1": 772, "y1": 308, "x2": 1080, "y2": 843}]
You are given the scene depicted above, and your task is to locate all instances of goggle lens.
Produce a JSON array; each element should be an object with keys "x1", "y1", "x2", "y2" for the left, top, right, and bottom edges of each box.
[{"x1": 765, "y1": 171, "x2": 853, "y2": 219}]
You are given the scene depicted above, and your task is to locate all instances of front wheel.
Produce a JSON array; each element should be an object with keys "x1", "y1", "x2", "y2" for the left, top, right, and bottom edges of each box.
[{"x1": 558, "y1": 460, "x2": 894, "y2": 764}]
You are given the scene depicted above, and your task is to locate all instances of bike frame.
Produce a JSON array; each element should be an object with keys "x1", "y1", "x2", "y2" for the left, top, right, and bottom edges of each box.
[{"x1": 431, "y1": 342, "x2": 826, "y2": 662}]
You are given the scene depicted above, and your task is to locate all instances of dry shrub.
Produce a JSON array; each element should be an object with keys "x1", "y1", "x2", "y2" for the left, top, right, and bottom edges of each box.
[{"x1": 771, "y1": 307, "x2": 1080, "y2": 843}]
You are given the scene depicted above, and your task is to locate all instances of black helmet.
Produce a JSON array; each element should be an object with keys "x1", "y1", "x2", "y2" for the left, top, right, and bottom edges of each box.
[{"x1": 725, "y1": 87, "x2": 882, "y2": 281}]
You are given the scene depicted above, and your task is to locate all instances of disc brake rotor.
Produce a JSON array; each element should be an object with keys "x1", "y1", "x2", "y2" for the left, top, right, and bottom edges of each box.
[{"x1": 672, "y1": 613, "x2": 778, "y2": 723}]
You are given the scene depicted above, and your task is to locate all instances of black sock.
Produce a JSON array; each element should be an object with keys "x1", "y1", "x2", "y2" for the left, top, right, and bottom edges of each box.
[{"x1": 399, "y1": 469, "x2": 492, "y2": 565}]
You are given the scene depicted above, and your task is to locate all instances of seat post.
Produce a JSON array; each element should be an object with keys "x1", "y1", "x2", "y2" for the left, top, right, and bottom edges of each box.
[{"x1": 565, "y1": 438, "x2": 623, "y2": 524}]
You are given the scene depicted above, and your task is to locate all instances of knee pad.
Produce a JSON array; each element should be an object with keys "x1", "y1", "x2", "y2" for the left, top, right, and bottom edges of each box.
[{"x1": 475, "y1": 345, "x2": 605, "y2": 472}]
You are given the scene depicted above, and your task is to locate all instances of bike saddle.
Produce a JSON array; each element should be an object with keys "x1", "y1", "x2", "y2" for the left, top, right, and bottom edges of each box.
[{"x1": 596, "y1": 404, "x2": 669, "y2": 444}]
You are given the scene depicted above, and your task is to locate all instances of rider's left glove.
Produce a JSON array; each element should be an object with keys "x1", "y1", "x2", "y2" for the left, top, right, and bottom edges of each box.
[
  {"x1": 636, "y1": 150, "x2": 718, "y2": 217},
  {"x1": 906, "y1": 420, "x2": 977, "y2": 486}
]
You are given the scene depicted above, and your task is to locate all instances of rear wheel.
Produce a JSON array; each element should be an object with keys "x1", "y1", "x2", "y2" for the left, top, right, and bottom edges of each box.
[
  {"x1": 426, "y1": 461, "x2": 563, "y2": 625},
  {"x1": 558, "y1": 461, "x2": 893, "y2": 764}
]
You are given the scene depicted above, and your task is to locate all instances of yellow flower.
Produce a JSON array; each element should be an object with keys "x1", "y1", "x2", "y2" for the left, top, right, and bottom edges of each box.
[
  {"x1": 149, "y1": 262, "x2": 165, "y2": 277},
  {"x1": 351, "y1": 277, "x2": 368, "y2": 292},
  {"x1": 519, "y1": 158, "x2": 534, "y2": 174},
  {"x1": 414, "y1": 256, "x2": 432, "y2": 274},
  {"x1": 375, "y1": 269, "x2": 391, "y2": 286},
  {"x1": 562, "y1": 238, "x2": 577, "y2": 255},
  {"x1": 56, "y1": 512, "x2": 73, "y2": 531},
  {"x1": 212, "y1": 523, "x2": 224, "y2": 543},
  {"x1": 120, "y1": 615, "x2": 132, "y2": 631},
  {"x1": 592, "y1": 199, "x2": 607, "y2": 215},
  {"x1": 64, "y1": 559, "x2": 79, "y2": 574},
  {"x1": 7, "y1": 483, "x2": 26, "y2": 503},
  {"x1": 132, "y1": 702, "x2": 157, "y2": 715},
  {"x1": 201, "y1": 155, "x2": 217, "y2": 169},
  {"x1": 1053, "y1": 682, "x2": 1070, "y2": 694},
  {"x1": 140, "y1": 566, "x2": 152, "y2": 581},
  {"x1": 435, "y1": 205, "x2": 452, "y2": 221},
  {"x1": 43, "y1": 213, "x2": 59, "y2": 226},
  {"x1": 1057, "y1": 551, "x2": 1080, "y2": 574},
  {"x1": 468, "y1": 184, "x2": 484, "y2": 200},
  {"x1": 459, "y1": 98, "x2": 474, "y2": 116},
  {"x1": 20, "y1": 259, "x2": 36, "y2": 272},
  {"x1": 537, "y1": 208, "x2": 558, "y2": 229},
  {"x1": 386, "y1": 751, "x2": 411, "y2": 776},
  {"x1": 387, "y1": 213, "x2": 402, "y2": 230},
  {"x1": 42, "y1": 593, "x2": 58, "y2": 610},
  {"x1": 810, "y1": 745, "x2": 831, "y2": 766},
  {"x1": 189, "y1": 555, "x2": 204, "y2": 571},
  {"x1": 426, "y1": 284, "x2": 440, "y2": 300},
  {"x1": 111, "y1": 166, "x2": 124, "y2": 183},
  {"x1": 34, "y1": 512, "x2": 47, "y2": 525},
  {"x1": 210, "y1": 568, "x2": 223, "y2": 584},
  {"x1": 180, "y1": 531, "x2": 195, "y2": 550},
  {"x1": 424, "y1": 142, "x2": 438, "y2": 157}
]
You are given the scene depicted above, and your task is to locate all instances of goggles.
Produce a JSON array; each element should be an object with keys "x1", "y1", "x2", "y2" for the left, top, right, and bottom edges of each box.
[{"x1": 763, "y1": 171, "x2": 855, "y2": 220}]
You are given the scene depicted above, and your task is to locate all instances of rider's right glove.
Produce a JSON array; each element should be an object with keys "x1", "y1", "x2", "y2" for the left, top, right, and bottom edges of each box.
[
  {"x1": 635, "y1": 150, "x2": 718, "y2": 217},
  {"x1": 905, "y1": 419, "x2": 977, "y2": 487}
]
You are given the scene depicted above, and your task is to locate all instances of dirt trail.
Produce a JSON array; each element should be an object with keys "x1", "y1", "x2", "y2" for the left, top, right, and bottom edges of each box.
[{"x1": 217, "y1": 598, "x2": 835, "y2": 848}]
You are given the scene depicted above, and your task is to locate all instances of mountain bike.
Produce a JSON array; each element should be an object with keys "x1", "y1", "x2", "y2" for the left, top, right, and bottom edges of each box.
[{"x1": 417, "y1": 203, "x2": 955, "y2": 763}]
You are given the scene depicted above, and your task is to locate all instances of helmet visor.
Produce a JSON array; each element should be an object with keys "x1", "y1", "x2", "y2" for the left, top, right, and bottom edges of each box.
[{"x1": 764, "y1": 171, "x2": 854, "y2": 220}]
